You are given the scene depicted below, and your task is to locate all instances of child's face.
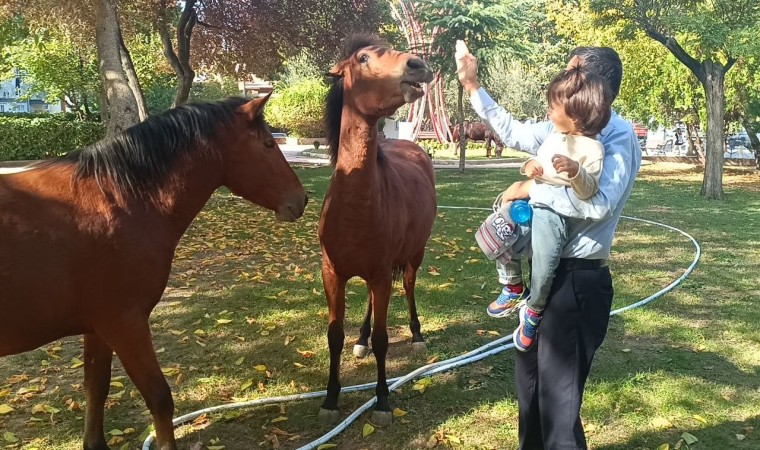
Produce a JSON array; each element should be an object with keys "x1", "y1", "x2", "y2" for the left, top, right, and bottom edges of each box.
[{"x1": 548, "y1": 102, "x2": 579, "y2": 134}]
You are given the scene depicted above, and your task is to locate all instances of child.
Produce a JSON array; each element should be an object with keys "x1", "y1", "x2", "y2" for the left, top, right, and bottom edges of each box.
[{"x1": 483, "y1": 66, "x2": 614, "y2": 351}]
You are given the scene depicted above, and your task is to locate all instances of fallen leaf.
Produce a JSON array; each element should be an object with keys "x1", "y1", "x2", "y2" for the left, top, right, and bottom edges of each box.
[
  {"x1": 3, "y1": 431, "x2": 18, "y2": 443},
  {"x1": 0, "y1": 404, "x2": 14, "y2": 415},
  {"x1": 216, "y1": 319, "x2": 233, "y2": 325},
  {"x1": 656, "y1": 444, "x2": 669, "y2": 450},
  {"x1": 393, "y1": 408, "x2": 408, "y2": 417},
  {"x1": 70, "y1": 357, "x2": 85, "y2": 369},
  {"x1": 446, "y1": 434, "x2": 461, "y2": 444},
  {"x1": 254, "y1": 365, "x2": 267, "y2": 372},
  {"x1": 651, "y1": 417, "x2": 673, "y2": 428},
  {"x1": 271, "y1": 416, "x2": 288, "y2": 423},
  {"x1": 426, "y1": 434, "x2": 439, "y2": 448},
  {"x1": 363, "y1": 423, "x2": 375, "y2": 437},
  {"x1": 293, "y1": 363, "x2": 305, "y2": 368},
  {"x1": 317, "y1": 445, "x2": 337, "y2": 450},
  {"x1": 284, "y1": 336, "x2": 294, "y2": 346},
  {"x1": 681, "y1": 432, "x2": 698, "y2": 445},
  {"x1": 297, "y1": 349, "x2": 315, "y2": 358},
  {"x1": 108, "y1": 429, "x2": 124, "y2": 436},
  {"x1": 235, "y1": 357, "x2": 245, "y2": 366},
  {"x1": 692, "y1": 414, "x2": 707, "y2": 424},
  {"x1": 736, "y1": 434, "x2": 746, "y2": 441}
]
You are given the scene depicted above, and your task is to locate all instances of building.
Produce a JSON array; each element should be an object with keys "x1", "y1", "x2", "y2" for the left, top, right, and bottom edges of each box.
[{"x1": 0, "y1": 69, "x2": 64, "y2": 114}]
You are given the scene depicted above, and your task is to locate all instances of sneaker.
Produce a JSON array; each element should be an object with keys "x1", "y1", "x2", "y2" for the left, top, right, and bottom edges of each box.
[
  {"x1": 513, "y1": 304, "x2": 542, "y2": 352},
  {"x1": 487, "y1": 283, "x2": 530, "y2": 318}
]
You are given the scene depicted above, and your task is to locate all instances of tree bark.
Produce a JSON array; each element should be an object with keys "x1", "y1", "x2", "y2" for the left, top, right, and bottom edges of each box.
[
  {"x1": 742, "y1": 119, "x2": 760, "y2": 170},
  {"x1": 457, "y1": 84, "x2": 466, "y2": 173},
  {"x1": 119, "y1": 32, "x2": 148, "y2": 120},
  {"x1": 685, "y1": 122, "x2": 697, "y2": 157},
  {"x1": 94, "y1": 0, "x2": 140, "y2": 137},
  {"x1": 700, "y1": 61, "x2": 725, "y2": 200}
]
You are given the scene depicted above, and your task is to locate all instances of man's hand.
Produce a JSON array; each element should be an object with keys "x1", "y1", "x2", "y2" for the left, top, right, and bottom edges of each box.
[
  {"x1": 455, "y1": 40, "x2": 480, "y2": 94},
  {"x1": 552, "y1": 154, "x2": 580, "y2": 178},
  {"x1": 524, "y1": 159, "x2": 544, "y2": 179}
]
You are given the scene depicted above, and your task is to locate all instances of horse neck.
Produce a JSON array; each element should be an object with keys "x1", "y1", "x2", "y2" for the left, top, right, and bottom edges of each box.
[
  {"x1": 334, "y1": 102, "x2": 380, "y2": 193},
  {"x1": 152, "y1": 151, "x2": 224, "y2": 237}
]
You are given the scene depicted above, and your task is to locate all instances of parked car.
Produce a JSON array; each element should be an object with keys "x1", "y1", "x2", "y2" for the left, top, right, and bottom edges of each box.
[{"x1": 272, "y1": 132, "x2": 288, "y2": 145}]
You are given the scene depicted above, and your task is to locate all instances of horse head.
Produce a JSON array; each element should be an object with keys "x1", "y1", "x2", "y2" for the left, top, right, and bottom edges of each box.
[
  {"x1": 224, "y1": 95, "x2": 307, "y2": 222},
  {"x1": 328, "y1": 35, "x2": 433, "y2": 119}
]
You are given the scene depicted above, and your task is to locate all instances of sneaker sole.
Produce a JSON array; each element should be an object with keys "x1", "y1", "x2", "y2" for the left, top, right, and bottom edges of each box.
[{"x1": 486, "y1": 299, "x2": 526, "y2": 318}]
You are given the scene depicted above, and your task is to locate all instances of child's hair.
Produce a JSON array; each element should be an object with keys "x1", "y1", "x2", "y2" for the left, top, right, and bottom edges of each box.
[{"x1": 546, "y1": 67, "x2": 614, "y2": 137}]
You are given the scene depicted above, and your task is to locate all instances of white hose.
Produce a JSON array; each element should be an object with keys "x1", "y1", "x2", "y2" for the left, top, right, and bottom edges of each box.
[{"x1": 143, "y1": 210, "x2": 700, "y2": 450}]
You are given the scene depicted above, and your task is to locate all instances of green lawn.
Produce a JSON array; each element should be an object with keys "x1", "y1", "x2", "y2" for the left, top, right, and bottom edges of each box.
[{"x1": 0, "y1": 162, "x2": 758, "y2": 450}]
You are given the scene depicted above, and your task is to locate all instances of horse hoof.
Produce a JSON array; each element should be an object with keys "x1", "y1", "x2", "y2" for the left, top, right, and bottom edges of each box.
[
  {"x1": 411, "y1": 341, "x2": 427, "y2": 353},
  {"x1": 371, "y1": 410, "x2": 393, "y2": 428},
  {"x1": 318, "y1": 407, "x2": 340, "y2": 425},
  {"x1": 353, "y1": 344, "x2": 370, "y2": 358}
]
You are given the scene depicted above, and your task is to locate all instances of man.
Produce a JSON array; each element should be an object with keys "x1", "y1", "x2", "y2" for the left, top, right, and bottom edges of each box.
[{"x1": 457, "y1": 43, "x2": 642, "y2": 450}]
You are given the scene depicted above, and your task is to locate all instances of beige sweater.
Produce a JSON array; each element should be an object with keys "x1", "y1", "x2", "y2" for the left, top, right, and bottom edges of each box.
[{"x1": 519, "y1": 133, "x2": 604, "y2": 200}]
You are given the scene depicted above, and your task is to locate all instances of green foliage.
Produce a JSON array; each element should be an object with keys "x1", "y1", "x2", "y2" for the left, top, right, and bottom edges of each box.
[
  {"x1": 266, "y1": 77, "x2": 328, "y2": 137},
  {"x1": 1, "y1": 27, "x2": 99, "y2": 115},
  {"x1": 0, "y1": 115, "x2": 104, "y2": 160},
  {"x1": 416, "y1": 0, "x2": 527, "y2": 82}
]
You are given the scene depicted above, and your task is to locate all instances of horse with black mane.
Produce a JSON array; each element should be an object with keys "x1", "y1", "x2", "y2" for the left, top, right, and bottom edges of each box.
[
  {"x1": 318, "y1": 35, "x2": 437, "y2": 427},
  {"x1": 0, "y1": 95, "x2": 306, "y2": 450}
]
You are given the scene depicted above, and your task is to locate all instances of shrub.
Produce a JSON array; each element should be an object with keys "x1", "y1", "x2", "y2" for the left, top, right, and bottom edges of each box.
[
  {"x1": 266, "y1": 78, "x2": 328, "y2": 138},
  {"x1": 0, "y1": 116, "x2": 105, "y2": 161}
]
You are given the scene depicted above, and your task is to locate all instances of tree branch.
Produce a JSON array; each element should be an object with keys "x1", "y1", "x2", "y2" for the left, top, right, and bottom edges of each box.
[
  {"x1": 643, "y1": 27, "x2": 705, "y2": 82},
  {"x1": 158, "y1": 0, "x2": 184, "y2": 78}
]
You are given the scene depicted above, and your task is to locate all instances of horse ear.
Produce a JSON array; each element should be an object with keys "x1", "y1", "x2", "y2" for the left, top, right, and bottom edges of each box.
[
  {"x1": 327, "y1": 62, "x2": 344, "y2": 78},
  {"x1": 240, "y1": 93, "x2": 271, "y2": 122}
]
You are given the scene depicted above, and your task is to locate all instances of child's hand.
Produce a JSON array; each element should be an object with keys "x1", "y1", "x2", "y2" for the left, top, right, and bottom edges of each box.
[
  {"x1": 524, "y1": 159, "x2": 543, "y2": 179},
  {"x1": 501, "y1": 180, "x2": 532, "y2": 204},
  {"x1": 552, "y1": 154, "x2": 580, "y2": 178}
]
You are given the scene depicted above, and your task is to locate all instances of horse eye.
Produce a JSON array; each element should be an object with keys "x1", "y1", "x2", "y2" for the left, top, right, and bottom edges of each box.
[
  {"x1": 265, "y1": 139, "x2": 276, "y2": 150},
  {"x1": 358, "y1": 54, "x2": 369, "y2": 64}
]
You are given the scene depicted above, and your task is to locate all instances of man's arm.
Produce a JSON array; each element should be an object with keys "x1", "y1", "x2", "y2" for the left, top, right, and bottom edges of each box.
[
  {"x1": 456, "y1": 47, "x2": 552, "y2": 154},
  {"x1": 469, "y1": 89, "x2": 553, "y2": 154}
]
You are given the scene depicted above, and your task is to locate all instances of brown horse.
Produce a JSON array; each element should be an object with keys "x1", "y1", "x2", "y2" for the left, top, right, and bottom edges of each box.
[
  {"x1": 318, "y1": 35, "x2": 437, "y2": 427},
  {"x1": 452, "y1": 120, "x2": 505, "y2": 157},
  {"x1": 0, "y1": 96, "x2": 306, "y2": 450}
]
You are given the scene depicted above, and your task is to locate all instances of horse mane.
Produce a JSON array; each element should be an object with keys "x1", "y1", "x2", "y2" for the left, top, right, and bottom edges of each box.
[
  {"x1": 39, "y1": 97, "x2": 259, "y2": 200},
  {"x1": 325, "y1": 34, "x2": 389, "y2": 166}
]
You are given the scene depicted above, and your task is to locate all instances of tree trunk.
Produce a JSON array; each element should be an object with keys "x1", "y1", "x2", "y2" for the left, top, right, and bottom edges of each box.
[
  {"x1": 94, "y1": 0, "x2": 140, "y2": 137},
  {"x1": 457, "y1": 84, "x2": 466, "y2": 173},
  {"x1": 119, "y1": 32, "x2": 148, "y2": 120},
  {"x1": 700, "y1": 61, "x2": 725, "y2": 200},
  {"x1": 685, "y1": 123, "x2": 697, "y2": 157},
  {"x1": 742, "y1": 119, "x2": 760, "y2": 170},
  {"x1": 159, "y1": 0, "x2": 197, "y2": 107}
]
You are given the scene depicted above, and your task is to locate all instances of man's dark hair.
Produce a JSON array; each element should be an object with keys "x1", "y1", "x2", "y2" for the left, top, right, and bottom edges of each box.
[
  {"x1": 547, "y1": 67, "x2": 614, "y2": 137},
  {"x1": 569, "y1": 47, "x2": 622, "y2": 99}
]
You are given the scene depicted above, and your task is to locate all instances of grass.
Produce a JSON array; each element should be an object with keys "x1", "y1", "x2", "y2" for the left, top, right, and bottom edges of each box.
[{"x1": 1, "y1": 161, "x2": 759, "y2": 450}]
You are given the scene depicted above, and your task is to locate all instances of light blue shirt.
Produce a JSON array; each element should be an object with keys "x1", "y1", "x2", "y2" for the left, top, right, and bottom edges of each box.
[{"x1": 470, "y1": 87, "x2": 642, "y2": 259}]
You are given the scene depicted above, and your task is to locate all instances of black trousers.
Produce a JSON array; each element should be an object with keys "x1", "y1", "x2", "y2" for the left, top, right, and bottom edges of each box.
[{"x1": 516, "y1": 259, "x2": 614, "y2": 450}]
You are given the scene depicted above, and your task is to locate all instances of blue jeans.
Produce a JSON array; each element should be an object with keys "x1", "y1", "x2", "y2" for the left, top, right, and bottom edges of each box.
[{"x1": 496, "y1": 206, "x2": 566, "y2": 312}]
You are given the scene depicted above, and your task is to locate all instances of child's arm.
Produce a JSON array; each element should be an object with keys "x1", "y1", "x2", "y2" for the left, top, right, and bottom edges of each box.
[
  {"x1": 519, "y1": 158, "x2": 544, "y2": 179},
  {"x1": 552, "y1": 154, "x2": 603, "y2": 200}
]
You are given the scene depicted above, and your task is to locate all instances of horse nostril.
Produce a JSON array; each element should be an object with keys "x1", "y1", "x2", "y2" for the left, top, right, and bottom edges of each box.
[{"x1": 407, "y1": 57, "x2": 427, "y2": 71}]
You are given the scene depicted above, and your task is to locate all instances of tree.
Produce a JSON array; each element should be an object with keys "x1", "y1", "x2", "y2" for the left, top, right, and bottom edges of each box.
[
  {"x1": 586, "y1": 0, "x2": 760, "y2": 199},
  {"x1": 417, "y1": 0, "x2": 525, "y2": 172},
  {"x1": 1, "y1": 28, "x2": 100, "y2": 117},
  {"x1": 2, "y1": 0, "x2": 148, "y2": 135}
]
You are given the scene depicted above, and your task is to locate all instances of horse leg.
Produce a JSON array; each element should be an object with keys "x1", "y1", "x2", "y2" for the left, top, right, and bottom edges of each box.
[
  {"x1": 83, "y1": 334, "x2": 113, "y2": 450},
  {"x1": 353, "y1": 293, "x2": 372, "y2": 358},
  {"x1": 101, "y1": 318, "x2": 176, "y2": 450},
  {"x1": 486, "y1": 137, "x2": 492, "y2": 158},
  {"x1": 368, "y1": 273, "x2": 393, "y2": 427},
  {"x1": 405, "y1": 250, "x2": 427, "y2": 353},
  {"x1": 319, "y1": 264, "x2": 346, "y2": 424}
]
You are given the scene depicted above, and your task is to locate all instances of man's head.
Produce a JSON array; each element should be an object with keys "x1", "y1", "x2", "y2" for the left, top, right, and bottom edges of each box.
[{"x1": 568, "y1": 47, "x2": 622, "y2": 99}]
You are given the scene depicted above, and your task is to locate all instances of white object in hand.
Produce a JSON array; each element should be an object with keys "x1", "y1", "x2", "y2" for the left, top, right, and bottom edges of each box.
[{"x1": 455, "y1": 40, "x2": 470, "y2": 61}]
